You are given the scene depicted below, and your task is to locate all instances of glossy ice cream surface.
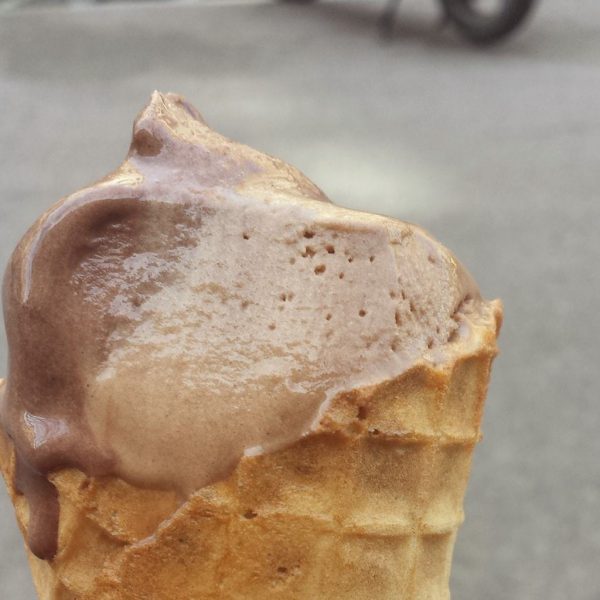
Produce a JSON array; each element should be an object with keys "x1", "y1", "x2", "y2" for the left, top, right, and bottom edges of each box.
[{"x1": 0, "y1": 92, "x2": 498, "y2": 560}]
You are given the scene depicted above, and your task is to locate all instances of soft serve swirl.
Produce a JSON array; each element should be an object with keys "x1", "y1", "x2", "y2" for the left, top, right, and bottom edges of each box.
[{"x1": 1, "y1": 92, "x2": 492, "y2": 560}]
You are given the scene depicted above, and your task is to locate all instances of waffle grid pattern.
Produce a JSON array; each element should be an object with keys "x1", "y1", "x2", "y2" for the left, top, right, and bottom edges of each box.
[{"x1": 0, "y1": 349, "x2": 496, "y2": 600}]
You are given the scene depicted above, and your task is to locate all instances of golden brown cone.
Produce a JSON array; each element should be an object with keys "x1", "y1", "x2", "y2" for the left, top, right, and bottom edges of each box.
[{"x1": 0, "y1": 301, "x2": 501, "y2": 599}]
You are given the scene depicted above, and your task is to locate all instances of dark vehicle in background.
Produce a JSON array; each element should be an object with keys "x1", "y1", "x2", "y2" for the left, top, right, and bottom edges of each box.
[
  {"x1": 282, "y1": 0, "x2": 538, "y2": 45},
  {"x1": 439, "y1": 0, "x2": 537, "y2": 44}
]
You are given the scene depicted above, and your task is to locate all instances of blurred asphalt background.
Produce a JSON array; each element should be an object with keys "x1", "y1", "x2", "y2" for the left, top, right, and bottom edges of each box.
[{"x1": 1, "y1": 1, "x2": 599, "y2": 598}]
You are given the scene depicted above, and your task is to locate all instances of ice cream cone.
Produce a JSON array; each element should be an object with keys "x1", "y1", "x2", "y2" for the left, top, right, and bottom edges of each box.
[
  {"x1": 0, "y1": 301, "x2": 500, "y2": 599},
  {"x1": 0, "y1": 92, "x2": 502, "y2": 599}
]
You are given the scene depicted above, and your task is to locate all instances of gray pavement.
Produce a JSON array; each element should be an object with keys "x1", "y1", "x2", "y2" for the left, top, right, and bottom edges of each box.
[{"x1": 1, "y1": 1, "x2": 599, "y2": 598}]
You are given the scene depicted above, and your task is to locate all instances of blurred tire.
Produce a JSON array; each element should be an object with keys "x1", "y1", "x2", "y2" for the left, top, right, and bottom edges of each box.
[{"x1": 442, "y1": 0, "x2": 537, "y2": 44}]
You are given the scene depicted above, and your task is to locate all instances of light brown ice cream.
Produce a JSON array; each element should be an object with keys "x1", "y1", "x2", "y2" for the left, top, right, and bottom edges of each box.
[{"x1": 0, "y1": 92, "x2": 496, "y2": 561}]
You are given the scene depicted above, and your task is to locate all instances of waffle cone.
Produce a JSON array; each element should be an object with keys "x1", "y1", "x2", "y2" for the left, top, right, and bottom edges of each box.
[{"x1": 0, "y1": 305, "x2": 500, "y2": 600}]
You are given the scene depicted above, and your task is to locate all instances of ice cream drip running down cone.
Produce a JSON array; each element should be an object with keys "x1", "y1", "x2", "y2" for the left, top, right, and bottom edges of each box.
[{"x1": 0, "y1": 92, "x2": 502, "y2": 599}]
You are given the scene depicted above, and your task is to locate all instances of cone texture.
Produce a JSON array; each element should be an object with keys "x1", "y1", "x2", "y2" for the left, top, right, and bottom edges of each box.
[{"x1": 0, "y1": 326, "x2": 499, "y2": 599}]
